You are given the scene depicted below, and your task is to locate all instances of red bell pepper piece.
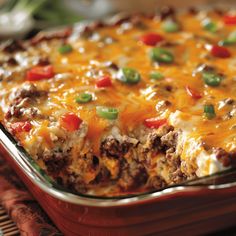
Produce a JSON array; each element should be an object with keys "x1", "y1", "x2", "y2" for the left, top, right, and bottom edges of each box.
[
  {"x1": 26, "y1": 65, "x2": 54, "y2": 81},
  {"x1": 223, "y1": 15, "x2": 236, "y2": 25},
  {"x1": 10, "y1": 121, "x2": 32, "y2": 134},
  {"x1": 60, "y1": 113, "x2": 82, "y2": 132},
  {"x1": 144, "y1": 118, "x2": 167, "y2": 129},
  {"x1": 140, "y1": 33, "x2": 164, "y2": 46},
  {"x1": 210, "y1": 45, "x2": 231, "y2": 58},
  {"x1": 185, "y1": 86, "x2": 202, "y2": 99},
  {"x1": 96, "y1": 76, "x2": 112, "y2": 88}
]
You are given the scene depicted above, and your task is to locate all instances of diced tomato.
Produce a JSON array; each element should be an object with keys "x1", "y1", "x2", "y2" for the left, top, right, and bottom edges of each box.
[
  {"x1": 60, "y1": 113, "x2": 82, "y2": 132},
  {"x1": 10, "y1": 121, "x2": 32, "y2": 134},
  {"x1": 223, "y1": 15, "x2": 236, "y2": 25},
  {"x1": 144, "y1": 118, "x2": 167, "y2": 129},
  {"x1": 139, "y1": 33, "x2": 164, "y2": 46},
  {"x1": 96, "y1": 76, "x2": 112, "y2": 88},
  {"x1": 210, "y1": 45, "x2": 231, "y2": 58},
  {"x1": 26, "y1": 65, "x2": 54, "y2": 81},
  {"x1": 185, "y1": 86, "x2": 202, "y2": 99}
]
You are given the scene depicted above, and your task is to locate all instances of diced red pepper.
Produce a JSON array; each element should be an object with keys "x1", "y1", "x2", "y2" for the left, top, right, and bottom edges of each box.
[
  {"x1": 223, "y1": 15, "x2": 236, "y2": 25},
  {"x1": 139, "y1": 33, "x2": 164, "y2": 46},
  {"x1": 60, "y1": 113, "x2": 82, "y2": 132},
  {"x1": 144, "y1": 118, "x2": 167, "y2": 129},
  {"x1": 10, "y1": 121, "x2": 32, "y2": 134},
  {"x1": 185, "y1": 86, "x2": 202, "y2": 99},
  {"x1": 26, "y1": 65, "x2": 54, "y2": 81},
  {"x1": 210, "y1": 45, "x2": 231, "y2": 58},
  {"x1": 96, "y1": 76, "x2": 112, "y2": 88}
]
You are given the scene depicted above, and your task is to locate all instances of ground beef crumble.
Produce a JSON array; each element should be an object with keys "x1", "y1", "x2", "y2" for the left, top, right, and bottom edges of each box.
[
  {"x1": 5, "y1": 83, "x2": 47, "y2": 120},
  {"x1": 118, "y1": 159, "x2": 148, "y2": 190},
  {"x1": 100, "y1": 137, "x2": 132, "y2": 159},
  {"x1": 42, "y1": 149, "x2": 70, "y2": 175},
  {"x1": 214, "y1": 147, "x2": 235, "y2": 167},
  {"x1": 1, "y1": 40, "x2": 25, "y2": 53},
  {"x1": 13, "y1": 83, "x2": 47, "y2": 100},
  {"x1": 148, "y1": 175, "x2": 167, "y2": 189}
]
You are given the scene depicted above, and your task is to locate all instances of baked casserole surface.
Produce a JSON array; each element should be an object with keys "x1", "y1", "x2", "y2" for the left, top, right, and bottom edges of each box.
[{"x1": 0, "y1": 8, "x2": 236, "y2": 196}]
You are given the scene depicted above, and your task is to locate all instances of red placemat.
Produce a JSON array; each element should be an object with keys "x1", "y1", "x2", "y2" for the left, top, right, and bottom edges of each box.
[{"x1": 0, "y1": 155, "x2": 62, "y2": 236}]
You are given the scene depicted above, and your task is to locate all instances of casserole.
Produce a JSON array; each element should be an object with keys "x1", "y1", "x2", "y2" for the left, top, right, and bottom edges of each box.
[
  {"x1": 1, "y1": 123, "x2": 236, "y2": 235},
  {"x1": 1, "y1": 4, "x2": 236, "y2": 235}
]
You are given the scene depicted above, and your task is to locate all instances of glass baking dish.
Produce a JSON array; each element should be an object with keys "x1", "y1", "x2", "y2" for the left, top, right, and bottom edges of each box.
[{"x1": 1, "y1": 120, "x2": 236, "y2": 236}]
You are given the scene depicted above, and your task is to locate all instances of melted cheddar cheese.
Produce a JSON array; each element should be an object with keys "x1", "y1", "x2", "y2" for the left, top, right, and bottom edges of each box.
[{"x1": 0, "y1": 8, "x2": 236, "y2": 196}]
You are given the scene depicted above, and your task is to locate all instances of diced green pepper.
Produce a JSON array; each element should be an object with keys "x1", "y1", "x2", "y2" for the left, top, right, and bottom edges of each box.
[
  {"x1": 76, "y1": 93, "x2": 92, "y2": 103},
  {"x1": 150, "y1": 47, "x2": 174, "y2": 64},
  {"x1": 220, "y1": 30, "x2": 236, "y2": 46},
  {"x1": 202, "y1": 72, "x2": 222, "y2": 87},
  {"x1": 202, "y1": 19, "x2": 218, "y2": 33},
  {"x1": 162, "y1": 20, "x2": 180, "y2": 33},
  {"x1": 149, "y1": 71, "x2": 164, "y2": 80},
  {"x1": 58, "y1": 44, "x2": 73, "y2": 54},
  {"x1": 96, "y1": 106, "x2": 119, "y2": 120},
  {"x1": 204, "y1": 104, "x2": 216, "y2": 119},
  {"x1": 117, "y1": 67, "x2": 141, "y2": 84}
]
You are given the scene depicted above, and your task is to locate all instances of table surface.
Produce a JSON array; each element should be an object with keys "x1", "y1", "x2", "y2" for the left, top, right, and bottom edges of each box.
[
  {"x1": 0, "y1": 198, "x2": 236, "y2": 235},
  {"x1": 0, "y1": 207, "x2": 236, "y2": 236}
]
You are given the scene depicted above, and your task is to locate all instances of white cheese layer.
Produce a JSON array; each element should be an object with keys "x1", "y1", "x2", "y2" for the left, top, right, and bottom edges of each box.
[{"x1": 169, "y1": 110, "x2": 227, "y2": 177}]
